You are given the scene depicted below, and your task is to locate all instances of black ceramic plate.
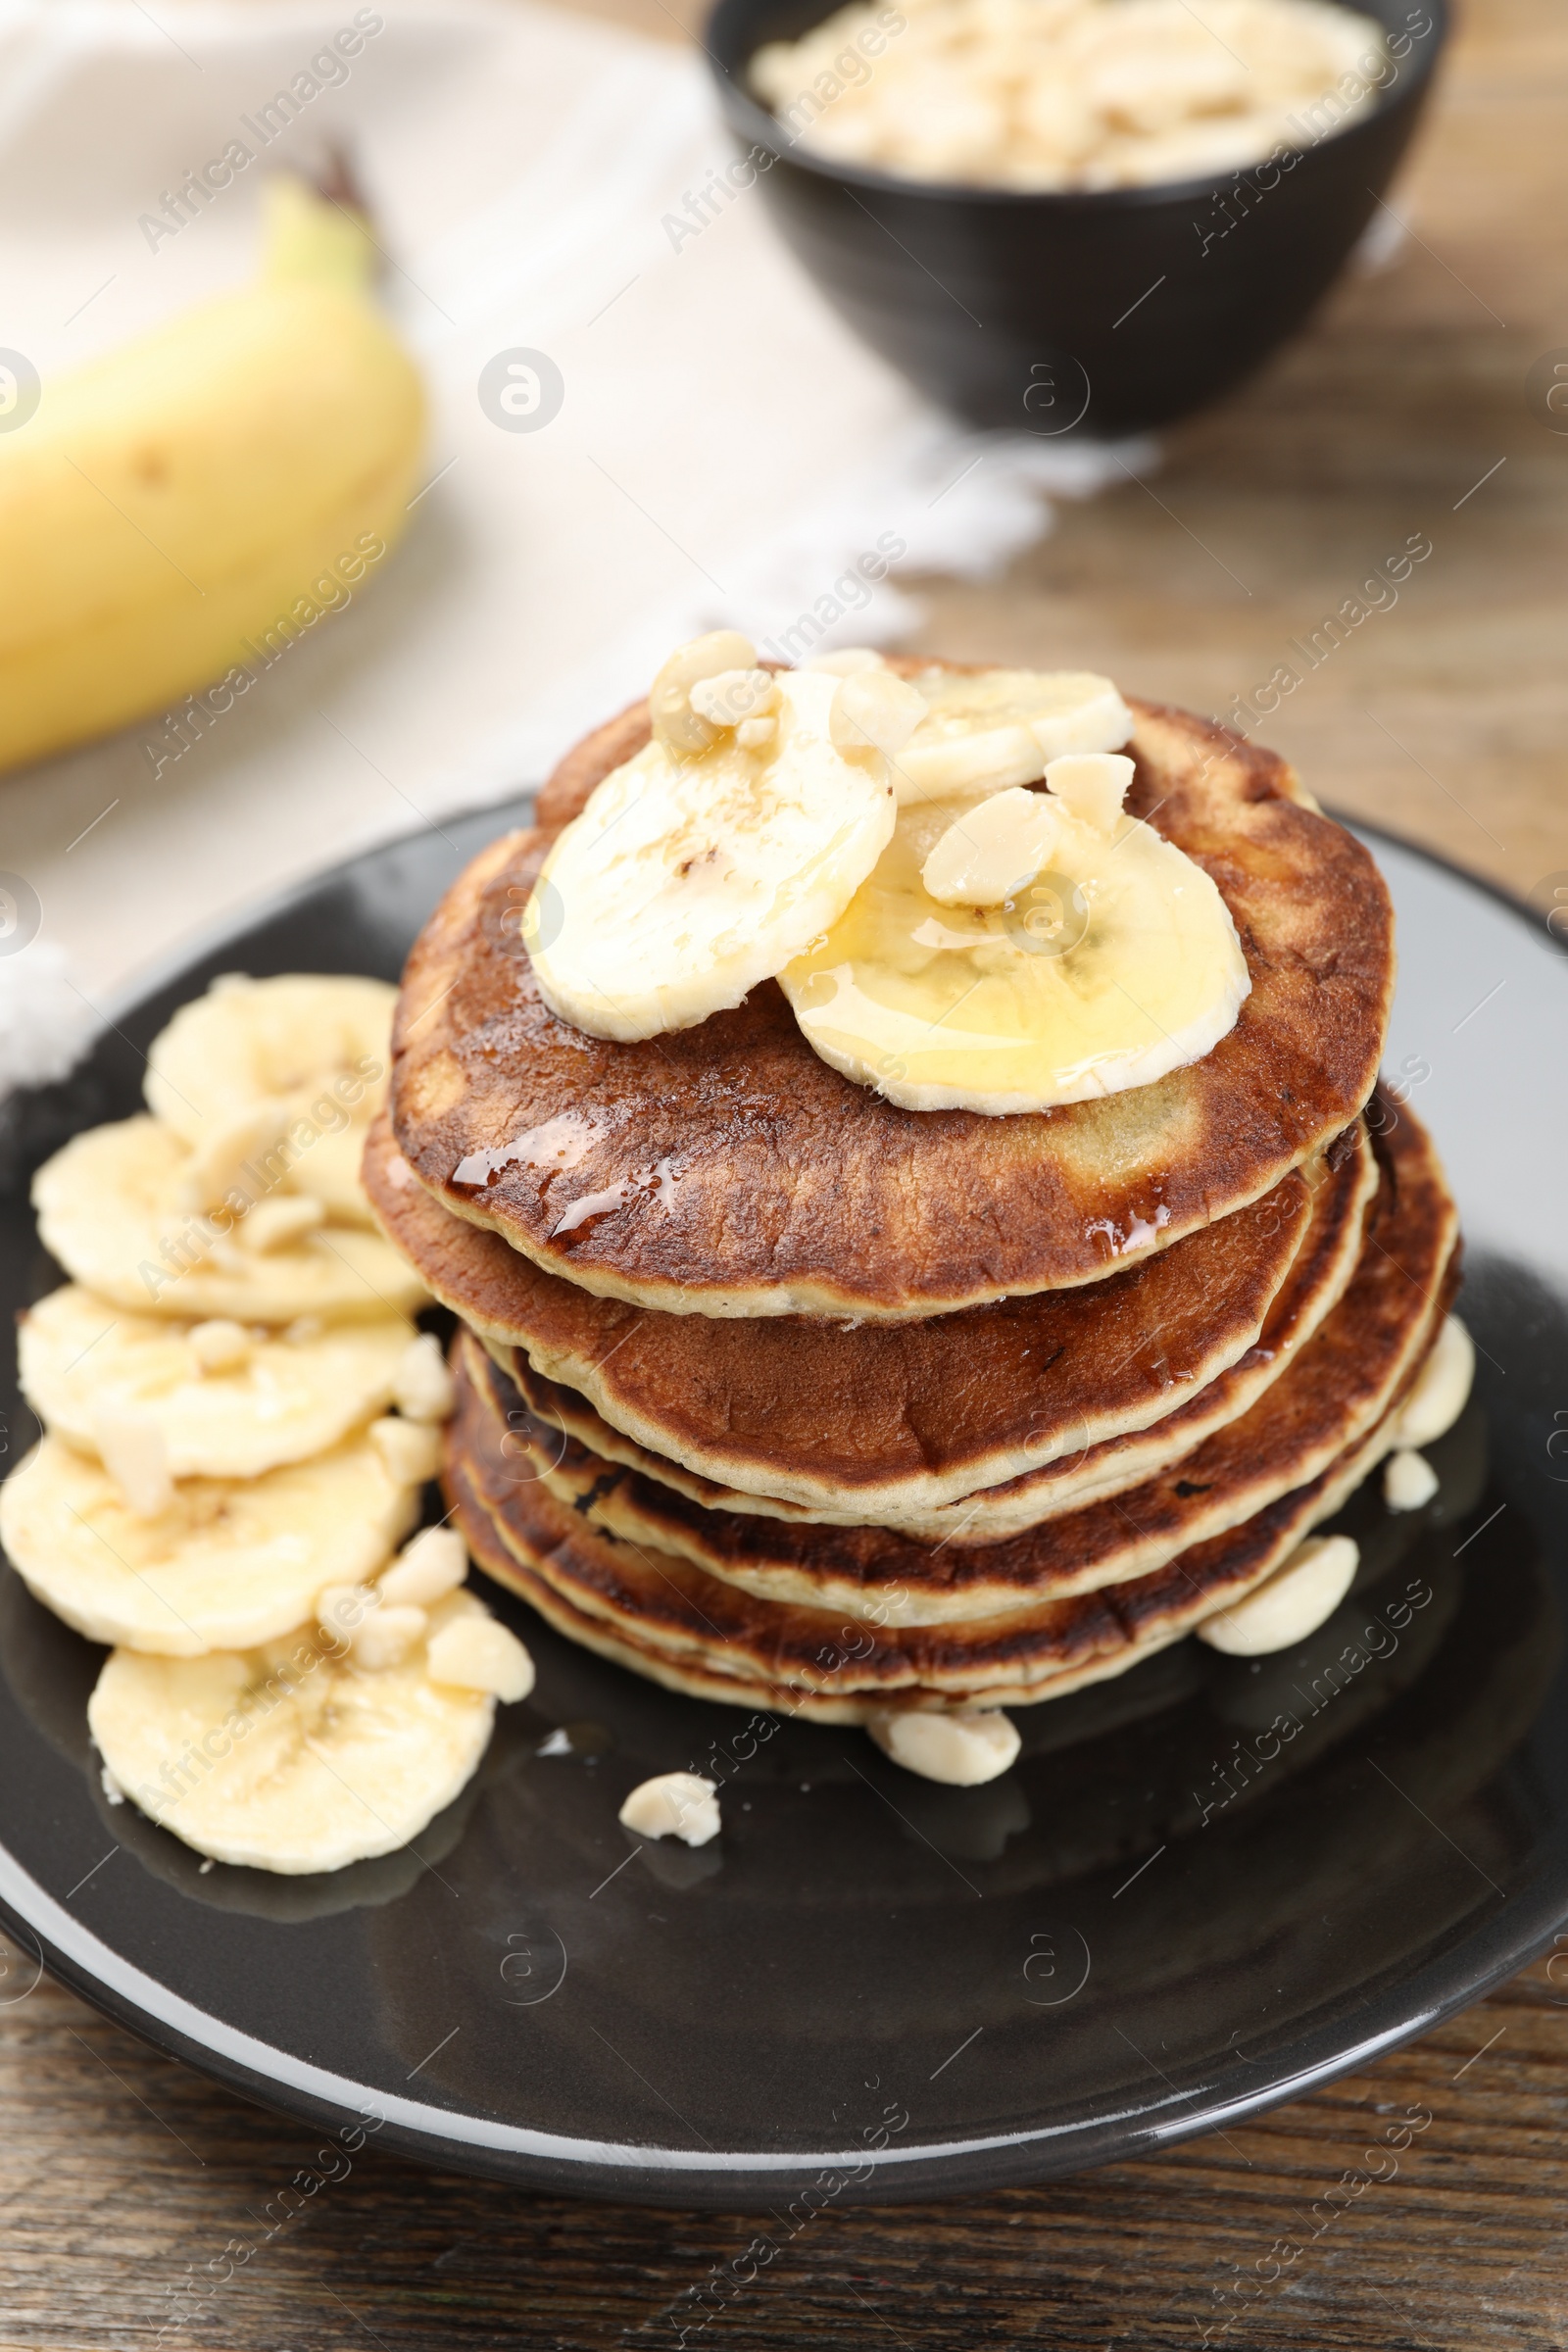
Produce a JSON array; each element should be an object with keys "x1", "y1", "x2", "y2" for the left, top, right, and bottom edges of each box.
[{"x1": 0, "y1": 808, "x2": 1565, "y2": 2208}]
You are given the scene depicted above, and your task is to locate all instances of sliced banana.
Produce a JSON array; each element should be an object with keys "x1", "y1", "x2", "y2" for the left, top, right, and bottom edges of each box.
[
  {"x1": 146, "y1": 972, "x2": 394, "y2": 1139},
  {"x1": 0, "y1": 1432, "x2": 420, "y2": 1655},
  {"x1": 528, "y1": 656, "x2": 903, "y2": 1042},
  {"x1": 893, "y1": 667, "x2": 1133, "y2": 805},
  {"x1": 32, "y1": 1117, "x2": 427, "y2": 1323},
  {"x1": 779, "y1": 782, "x2": 1250, "y2": 1114},
  {"x1": 88, "y1": 1591, "x2": 499, "y2": 1874},
  {"x1": 145, "y1": 974, "x2": 394, "y2": 1228},
  {"x1": 18, "y1": 1287, "x2": 419, "y2": 1479}
]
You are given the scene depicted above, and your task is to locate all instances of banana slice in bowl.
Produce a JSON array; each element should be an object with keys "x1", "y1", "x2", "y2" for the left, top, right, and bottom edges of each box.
[
  {"x1": 89, "y1": 1591, "x2": 516, "y2": 1874},
  {"x1": 0, "y1": 1433, "x2": 421, "y2": 1655},
  {"x1": 18, "y1": 1287, "x2": 419, "y2": 1480},
  {"x1": 32, "y1": 1116, "x2": 427, "y2": 1322}
]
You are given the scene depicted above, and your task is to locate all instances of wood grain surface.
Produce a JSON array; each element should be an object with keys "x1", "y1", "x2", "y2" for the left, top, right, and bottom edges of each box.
[
  {"x1": 5, "y1": 0, "x2": 1566, "y2": 2345},
  {"x1": 4, "y1": 1950, "x2": 1568, "y2": 2351}
]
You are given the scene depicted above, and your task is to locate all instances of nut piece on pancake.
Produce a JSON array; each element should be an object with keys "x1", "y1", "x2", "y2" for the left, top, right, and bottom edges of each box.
[{"x1": 391, "y1": 682, "x2": 1394, "y2": 1319}]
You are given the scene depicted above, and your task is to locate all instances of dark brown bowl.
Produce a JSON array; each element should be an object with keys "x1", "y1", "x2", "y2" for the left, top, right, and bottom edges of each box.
[{"x1": 705, "y1": 0, "x2": 1447, "y2": 433}]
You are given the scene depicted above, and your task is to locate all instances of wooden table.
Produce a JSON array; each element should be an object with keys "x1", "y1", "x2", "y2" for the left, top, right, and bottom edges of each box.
[{"x1": 5, "y1": 0, "x2": 1566, "y2": 2344}]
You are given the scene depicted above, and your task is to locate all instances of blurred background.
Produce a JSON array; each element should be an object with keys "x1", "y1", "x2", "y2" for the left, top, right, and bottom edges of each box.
[{"x1": 0, "y1": 0, "x2": 1560, "y2": 1060}]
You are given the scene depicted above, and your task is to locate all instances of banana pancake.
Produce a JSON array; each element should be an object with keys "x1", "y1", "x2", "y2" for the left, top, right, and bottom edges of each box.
[
  {"x1": 365, "y1": 1112, "x2": 1336, "y2": 1519},
  {"x1": 493, "y1": 1120, "x2": 1374, "y2": 1541},
  {"x1": 445, "y1": 1340, "x2": 1417, "y2": 1708},
  {"x1": 391, "y1": 689, "x2": 1394, "y2": 1320},
  {"x1": 453, "y1": 1095, "x2": 1452, "y2": 1626}
]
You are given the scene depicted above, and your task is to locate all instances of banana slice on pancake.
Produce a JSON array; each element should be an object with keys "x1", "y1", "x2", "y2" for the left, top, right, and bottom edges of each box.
[
  {"x1": 18, "y1": 1286, "x2": 418, "y2": 1480},
  {"x1": 893, "y1": 666, "x2": 1133, "y2": 805},
  {"x1": 88, "y1": 1590, "x2": 504, "y2": 1874},
  {"x1": 528, "y1": 652, "x2": 916, "y2": 1043},
  {"x1": 780, "y1": 757, "x2": 1250, "y2": 1114},
  {"x1": 0, "y1": 1431, "x2": 420, "y2": 1655},
  {"x1": 33, "y1": 1116, "x2": 427, "y2": 1322},
  {"x1": 145, "y1": 974, "x2": 394, "y2": 1227}
]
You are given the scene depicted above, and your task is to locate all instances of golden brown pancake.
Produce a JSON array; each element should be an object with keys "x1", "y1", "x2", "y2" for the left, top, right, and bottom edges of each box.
[
  {"x1": 494, "y1": 1120, "x2": 1374, "y2": 1541},
  {"x1": 365, "y1": 1111, "x2": 1345, "y2": 1518},
  {"x1": 452, "y1": 1096, "x2": 1452, "y2": 1627},
  {"x1": 445, "y1": 1342, "x2": 1414, "y2": 1709},
  {"x1": 391, "y1": 692, "x2": 1394, "y2": 1320}
]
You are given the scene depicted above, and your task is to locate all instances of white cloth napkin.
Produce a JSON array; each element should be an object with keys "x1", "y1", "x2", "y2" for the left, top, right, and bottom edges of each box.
[{"x1": 0, "y1": 0, "x2": 1149, "y2": 1085}]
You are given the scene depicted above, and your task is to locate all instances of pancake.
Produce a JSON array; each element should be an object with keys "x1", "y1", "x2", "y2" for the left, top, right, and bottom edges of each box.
[
  {"x1": 453, "y1": 1094, "x2": 1452, "y2": 1626},
  {"x1": 445, "y1": 1339, "x2": 1413, "y2": 1710},
  {"x1": 391, "y1": 690, "x2": 1394, "y2": 1320},
  {"x1": 365, "y1": 1112, "x2": 1348, "y2": 1519},
  {"x1": 494, "y1": 1119, "x2": 1374, "y2": 1541}
]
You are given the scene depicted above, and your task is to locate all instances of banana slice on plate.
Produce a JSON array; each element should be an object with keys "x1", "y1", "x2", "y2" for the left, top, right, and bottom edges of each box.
[
  {"x1": 18, "y1": 1286, "x2": 419, "y2": 1479},
  {"x1": 32, "y1": 1116, "x2": 427, "y2": 1322},
  {"x1": 780, "y1": 756, "x2": 1250, "y2": 1114},
  {"x1": 88, "y1": 1591, "x2": 506, "y2": 1875},
  {"x1": 145, "y1": 974, "x2": 394, "y2": 1228},
  {"x1": 0, "y1": 1431, "x2": 422, "y2": 1655},
  {"x1": 893, "y1": 667, "x2": 1133, "y2": 805},
  {"x1": 529, "y1": 646, "x2": 921, "y2": 1042}
]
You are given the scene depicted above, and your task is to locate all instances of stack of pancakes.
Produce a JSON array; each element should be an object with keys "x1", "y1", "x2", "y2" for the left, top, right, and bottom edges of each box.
[{"x1": 368, "y1": 684, "x2": 1458, "y2": 1729}]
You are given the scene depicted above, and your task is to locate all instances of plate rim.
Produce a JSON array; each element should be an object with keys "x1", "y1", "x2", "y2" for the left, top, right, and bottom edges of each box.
[{"x1": 0, "y1": 799, "x2": 1563, "y2": 2207}]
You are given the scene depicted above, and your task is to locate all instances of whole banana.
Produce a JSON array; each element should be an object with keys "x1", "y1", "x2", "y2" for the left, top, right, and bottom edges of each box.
[{"x1": 0, "y1": 174, "x2": 425, "y2": 776}]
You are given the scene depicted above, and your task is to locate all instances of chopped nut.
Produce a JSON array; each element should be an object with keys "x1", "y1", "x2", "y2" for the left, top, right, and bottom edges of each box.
[
  {"x1": 426, "y1": 1614, "x2": 535, "y2": 1700},
  {"x1": 187, "y1": 1319, "x2": 252, "y2": 1375},
  {"x1": 392, "y1": 1333, "x2": 456, "y2": 1424},
  {"x1": 380, "y1": 1526, "x2": 467, "y2": 1606},
  {"x1": 93, "y1": 1408, "x2": 172, "y2": 1518},
  {"x1": 649, "y1": 631, "x2": 758, "y2": 756},
  {"x1": 369, "y1": 1416, "x2": 444, "y2": 1487},
  {"x1": 867, "y1": 1708, "x2": 1019, "y2": 1785},
  {"x1": 351, "y1": 1603, "x2": 427, "y2": 1670},
  {"x1": 1384, "y1": 1447, "x2": 1439, "y2": 1512},
  {"x1": 618, "y1": 1771, "x2": 720, "y2": 1845},
  {"x1": 1198, "y1": 1533, "x2": 1358, "y2": 1656},
  {"x1": 318, "y1": 1582, "x2": 376, "y2": 1643},
  {"x1": 1392, "y1": 1315, "x2": 1474, "y2": 1446},
  {"x1": 736, "y1": 715, "x2": 777, "y2": 750},
  {"x1": 921, "y1": 787, "x2": 1062, "y2": 907},
  {"x1": 1044, "y1": 752, "x2": 1135, "y2": 834}
]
